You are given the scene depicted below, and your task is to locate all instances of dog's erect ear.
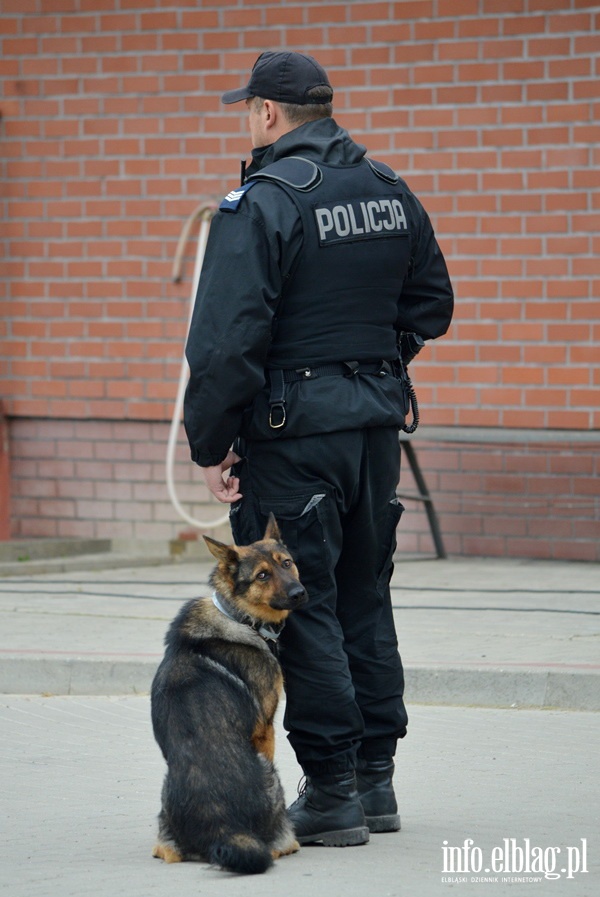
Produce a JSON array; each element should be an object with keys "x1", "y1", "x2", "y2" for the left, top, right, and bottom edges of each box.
[
  {"x1": 203, "y1": 536, "x2": 239, "y2": 567},
  {"x1": 263, "y1": 512, "x2": 281, "y2": 543}
]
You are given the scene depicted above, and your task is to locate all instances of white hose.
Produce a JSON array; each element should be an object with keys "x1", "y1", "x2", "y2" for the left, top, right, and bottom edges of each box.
[{"x1": 165, "y1": 203, "x2": 231, "y2": 530}]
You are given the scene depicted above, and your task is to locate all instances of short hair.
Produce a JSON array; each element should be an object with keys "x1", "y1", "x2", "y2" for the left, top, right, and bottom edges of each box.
[{"x1": 253, "y1": 86, "x2": 333, "y2": 124}]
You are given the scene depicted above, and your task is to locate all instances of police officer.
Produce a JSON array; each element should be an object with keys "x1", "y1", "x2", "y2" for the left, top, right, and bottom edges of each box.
[{"x1": 184, "y1": 50, "x2": 454, "y2": 847}]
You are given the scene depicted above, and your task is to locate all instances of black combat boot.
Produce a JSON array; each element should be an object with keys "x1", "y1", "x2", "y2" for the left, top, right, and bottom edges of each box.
[
  {"x1": 287, "y1": 771, "x2": 370, "y2": 847},
  {"x1": 356, "y1": 758, "x2": 401, "y2": 833}
]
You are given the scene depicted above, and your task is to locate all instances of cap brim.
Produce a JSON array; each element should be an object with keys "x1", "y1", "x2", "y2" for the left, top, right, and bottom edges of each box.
[{"x1": 221, "y1": 87, "x2": 254, "y2": 104}]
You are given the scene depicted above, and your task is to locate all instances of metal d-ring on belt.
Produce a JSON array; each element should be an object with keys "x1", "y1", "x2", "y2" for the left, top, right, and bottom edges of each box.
[{"x1": 268, "y1": 360, "x2": 394, "y2": 430}]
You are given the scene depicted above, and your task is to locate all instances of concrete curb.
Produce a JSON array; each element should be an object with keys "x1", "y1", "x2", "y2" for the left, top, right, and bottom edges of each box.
[
  {"x1": 0, "y1": 551, "x2": 174, "y2": 578},
  {"x1": 0, "y1": 538, "x2": 112, "y2": 563},
  {"x1": 0, "y1": 657, "x2": 156, "y2": 697},
  {"x1": 404, "y1": 665, "x2": 600, "y2": 711},
  {"x1": 2, "y1": 656, "x2": 598, "y2": 710}
]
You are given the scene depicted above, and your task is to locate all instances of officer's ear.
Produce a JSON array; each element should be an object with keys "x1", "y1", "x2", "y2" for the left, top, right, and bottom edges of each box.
[{"x1": 263, "y1": 99, "x2": 277, "y2": 127}]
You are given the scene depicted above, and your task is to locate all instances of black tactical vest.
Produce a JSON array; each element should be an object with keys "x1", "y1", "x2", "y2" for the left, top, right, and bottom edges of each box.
[
  {"x1": 248, "y1": 156, "x2": 413, "y2": 369},
  {"x1": 238, "y1": 156, "x2": 414, "y2": 442}
]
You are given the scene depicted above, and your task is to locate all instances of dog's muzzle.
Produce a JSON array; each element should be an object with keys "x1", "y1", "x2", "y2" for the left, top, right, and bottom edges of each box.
[{"x1": 271, "y1": 582, "x2": 307, "y2": 611}]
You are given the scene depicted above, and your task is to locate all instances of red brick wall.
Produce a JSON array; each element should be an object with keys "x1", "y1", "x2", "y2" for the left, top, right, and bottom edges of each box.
[
  {"x1": 8, "y1": 417, "x2": 211, "y2": 542},
  {"x1": 0, "y1": 406, "x2": 11, "y2": 539},
  {"x1": 397, "y1": 433, "x2": 600, "y2": 561},
  {"x1": 1, "y1": 1, "x2": 599, "y2": 558},
  {"x1": 8, "y1": 419, "x2": 599, "y2": 562}
]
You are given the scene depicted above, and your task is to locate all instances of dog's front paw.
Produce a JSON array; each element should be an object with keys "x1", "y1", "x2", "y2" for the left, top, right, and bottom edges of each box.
[
  {"x1": 272, "y1": 838, "x2": 300, "y2": 859},
  {"x1": 152, "y1": 843, "x2": 183, "y2": 863}
]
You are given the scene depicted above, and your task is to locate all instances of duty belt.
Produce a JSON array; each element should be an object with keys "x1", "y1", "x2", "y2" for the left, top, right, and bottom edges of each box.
[{"x1": 267, "y1": 360, "x2": 396, "y2": 429}]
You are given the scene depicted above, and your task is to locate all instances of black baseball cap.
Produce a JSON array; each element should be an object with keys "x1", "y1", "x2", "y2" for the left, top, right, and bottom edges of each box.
[{"x1": 221, "y1": 50, "x2": 333, "y2": 106}]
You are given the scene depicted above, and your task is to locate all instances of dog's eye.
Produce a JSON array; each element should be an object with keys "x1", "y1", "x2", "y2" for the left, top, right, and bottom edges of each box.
[
  {"x1": 256, "y1": 570, "x2": 270, "y2": 581},
  {"x1": 281, "y1": 558, "x2": 292, "y2": 568}
]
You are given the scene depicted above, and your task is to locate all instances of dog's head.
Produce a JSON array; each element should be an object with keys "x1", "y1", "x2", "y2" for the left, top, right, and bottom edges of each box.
[{"x1": 204, "y1": 514, "x2": 307, "y2": 626}]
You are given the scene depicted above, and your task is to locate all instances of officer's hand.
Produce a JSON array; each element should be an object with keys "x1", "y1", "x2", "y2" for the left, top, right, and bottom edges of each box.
[{"x1": 201, "y1": 451, "x2": 242, "y2": 503}]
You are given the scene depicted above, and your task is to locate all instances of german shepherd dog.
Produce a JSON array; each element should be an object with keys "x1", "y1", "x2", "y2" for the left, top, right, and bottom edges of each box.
[{"x1": 151, "y1": 515, "x2": 307, "y2": 875}]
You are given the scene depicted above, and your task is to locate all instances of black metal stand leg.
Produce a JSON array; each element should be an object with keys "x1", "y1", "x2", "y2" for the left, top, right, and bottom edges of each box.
[{"x1": 401, "y1": 441, "x2": 447, "y2": 559}]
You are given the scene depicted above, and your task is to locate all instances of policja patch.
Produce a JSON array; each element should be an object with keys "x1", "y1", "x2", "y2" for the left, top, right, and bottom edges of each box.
[
  {"x1": 219, "y1": 181, "x2": 259, "y2": 212},
  {"x1": 314, "y1": 196, "x2": 409, "y2": 245}
]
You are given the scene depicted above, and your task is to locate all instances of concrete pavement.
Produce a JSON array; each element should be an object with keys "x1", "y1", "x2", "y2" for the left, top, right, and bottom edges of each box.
[
  {"x1": 0, "y1": 554, "x2": 598, "y2": 708},
  {"x1": 1, "y1": 695, "x2": 597, "y2": 897},
  {"x1": 0, "y1": 553, "x2": 598, "y2": 896}
]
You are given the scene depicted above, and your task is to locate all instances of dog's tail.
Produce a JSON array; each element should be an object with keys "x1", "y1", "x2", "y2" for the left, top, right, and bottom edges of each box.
[{"x1": 209, "y1": 833, "x2": 273, "y2": 875}]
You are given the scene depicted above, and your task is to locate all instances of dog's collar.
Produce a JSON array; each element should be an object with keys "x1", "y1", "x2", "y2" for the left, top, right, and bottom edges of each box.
[{"x1": 211, "y1": 591, "x2": 284, "y2": 643}]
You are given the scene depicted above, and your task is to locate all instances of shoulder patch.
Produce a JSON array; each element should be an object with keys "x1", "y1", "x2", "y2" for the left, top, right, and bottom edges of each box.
[
  {"x1": 219, "y1": 180, "x2": 259, "y2": 212},
  {"x1": 249, "y1": 156, "x2": 322, "y2": 192},
  {"x1": 366, "y1": 158, "x2": 399, "y2": 185}
]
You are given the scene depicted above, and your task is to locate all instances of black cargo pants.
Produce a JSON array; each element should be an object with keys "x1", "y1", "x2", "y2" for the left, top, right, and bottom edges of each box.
[{"x1": 230, "y1": 426, "x2": 408, "y2": 777}]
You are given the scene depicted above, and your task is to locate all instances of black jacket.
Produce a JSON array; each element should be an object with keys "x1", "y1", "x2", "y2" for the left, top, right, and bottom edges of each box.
[{"x1": 184, "y1": 119, "x2": 453, "y2": 467}]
